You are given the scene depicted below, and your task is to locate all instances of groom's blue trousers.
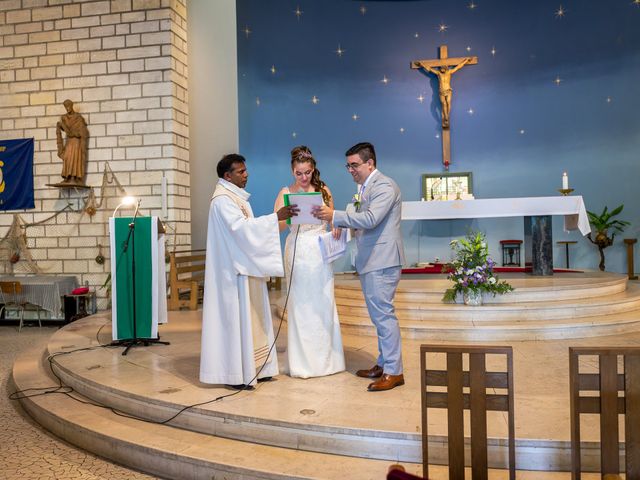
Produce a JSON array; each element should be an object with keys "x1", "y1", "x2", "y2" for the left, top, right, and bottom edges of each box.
[{"x1": 359, "y1": 266, "x2": 403, "y2": 375}]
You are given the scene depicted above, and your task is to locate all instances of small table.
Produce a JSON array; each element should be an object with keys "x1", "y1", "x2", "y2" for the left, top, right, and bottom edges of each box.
[
  {"x1": 557, "y1": 241, "x2": 578, "y2": 269},
  {"x1": 0, "y1": 275, "x2": 77, "y2": 319},
  {"x1": 64, "y1": 292, "x2": 97, "y2": 323},
  {"x1": 500, "y1": 240, "x2": 523, "y2": 266},
  {"x1": 624, "y1": 239, "x2": 638, "y2": 280}
]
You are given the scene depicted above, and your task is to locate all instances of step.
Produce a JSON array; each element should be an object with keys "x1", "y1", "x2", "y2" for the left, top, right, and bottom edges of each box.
[
  {"x1": 338, "y1": 310, "x2": 640, "y2": 341},
  {"x1": 11, "y1": 341, "x2": 421, "y2": 480},
  {"x1": 334, "y1": 273, "x2": 628, "y2": 304},
  {"x1": 12, "y1": 315, "x2": 621, "y2": 475},
  {"x1": 334, "y1": 285, "x2": 640, "y2": 323}
]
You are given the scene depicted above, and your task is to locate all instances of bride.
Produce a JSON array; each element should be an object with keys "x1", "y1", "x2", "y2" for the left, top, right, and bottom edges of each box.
[{"x1": 273, "y1": 146, "x2": 345, "y2": 378}]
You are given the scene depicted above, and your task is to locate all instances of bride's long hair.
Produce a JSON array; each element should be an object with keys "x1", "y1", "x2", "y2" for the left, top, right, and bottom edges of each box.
[{"x1": 290, "y1": 145, "x2": 331, "y2": 206}]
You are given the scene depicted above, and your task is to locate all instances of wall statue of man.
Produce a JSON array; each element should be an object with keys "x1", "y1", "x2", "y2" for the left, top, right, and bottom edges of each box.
[{"x1": 56, "y1": 99, "x2": 88, "y2": 186}]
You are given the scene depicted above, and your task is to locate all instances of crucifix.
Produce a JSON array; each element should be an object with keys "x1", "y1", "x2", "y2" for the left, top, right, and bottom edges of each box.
[{"x1": 411, "y1": 45, "x2": 477, "y2": 169}]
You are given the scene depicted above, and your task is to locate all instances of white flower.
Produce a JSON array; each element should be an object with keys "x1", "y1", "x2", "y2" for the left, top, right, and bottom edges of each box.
[{"x1": 489, "y1": 277, "x2": 496, "y2": 284}]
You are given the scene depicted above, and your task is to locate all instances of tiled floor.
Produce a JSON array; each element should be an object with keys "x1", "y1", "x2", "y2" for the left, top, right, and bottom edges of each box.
[{"x1": 1, "y1": 325, "x2": 157, "y2": 480}]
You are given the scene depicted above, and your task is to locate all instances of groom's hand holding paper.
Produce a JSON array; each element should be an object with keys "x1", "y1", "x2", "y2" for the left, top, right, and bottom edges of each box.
[{"x1": 284, "y1": 192, "x2": 322, "y2": 225}]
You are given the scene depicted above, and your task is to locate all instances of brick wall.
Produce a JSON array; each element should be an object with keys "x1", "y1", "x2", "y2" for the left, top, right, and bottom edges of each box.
[{"x1": 0, "y1": 0, "x2": 190, "y2": 310}]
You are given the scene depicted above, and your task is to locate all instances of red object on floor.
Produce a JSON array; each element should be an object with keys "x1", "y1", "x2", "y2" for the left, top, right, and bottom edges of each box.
[
  {"x1": 402, "y1": 264, "x2": 582, "y2": 274},
  {"x1": 71, "y1": 286, "x2": 90, "y2": 295}
]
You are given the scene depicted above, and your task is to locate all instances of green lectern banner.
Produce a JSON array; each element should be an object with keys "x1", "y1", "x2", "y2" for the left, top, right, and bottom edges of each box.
[{"x1": 109, "y1": 216, "x2": 167, "y2": 341}]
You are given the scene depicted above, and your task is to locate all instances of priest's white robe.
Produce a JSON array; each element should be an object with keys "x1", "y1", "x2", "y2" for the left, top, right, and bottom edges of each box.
[{"x1": 199, "y1": 179, "x2": 283, "y2": 385}]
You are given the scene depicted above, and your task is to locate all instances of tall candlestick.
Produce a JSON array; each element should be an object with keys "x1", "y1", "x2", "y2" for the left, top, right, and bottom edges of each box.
[{"x1": 562, "y1": 172, "x2": 569, "y2": 190}]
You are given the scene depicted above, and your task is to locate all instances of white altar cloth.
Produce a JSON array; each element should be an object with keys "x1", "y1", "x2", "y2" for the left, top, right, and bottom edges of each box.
[{"x1": 402, "y1": 196, "x2": 591, "y2": 236}]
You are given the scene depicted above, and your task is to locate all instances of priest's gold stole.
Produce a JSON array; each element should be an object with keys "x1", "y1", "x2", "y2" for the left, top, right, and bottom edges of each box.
[{"x1": 247, "y1": 277, "x2": 270, "y2": 367}]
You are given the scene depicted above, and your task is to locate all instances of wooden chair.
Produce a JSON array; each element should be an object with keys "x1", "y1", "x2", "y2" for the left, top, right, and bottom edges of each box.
[
  {"x1": 569, "y1": 347, "x2": 640, "y2": 480},
  {"x1": 168, "y1": 249, "x2": 206, "y2": 310},
  {"x1": 0, "y1": 281, "x2": 42, "y2": 332},
  {"x1": 420, "y1": 345, "x2": 516, "y2": 480}
]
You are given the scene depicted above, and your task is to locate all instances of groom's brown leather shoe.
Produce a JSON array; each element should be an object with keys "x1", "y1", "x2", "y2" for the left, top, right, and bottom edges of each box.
[
  {"x1": 368, "y1": 374, "x2": 405, "y2": 392},
  {"x1": 356, "y1": 364, "x2": 383, "y2": 379}
]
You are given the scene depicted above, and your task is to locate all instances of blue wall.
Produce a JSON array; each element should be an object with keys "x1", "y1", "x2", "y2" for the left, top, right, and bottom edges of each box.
[{"x1": 236, "y1": 0, "x2": 640, "y2": 273}]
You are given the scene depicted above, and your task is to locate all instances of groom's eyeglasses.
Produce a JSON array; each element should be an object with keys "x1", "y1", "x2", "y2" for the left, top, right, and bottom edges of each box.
[{"x1": 345, "y1": 162, "x2": 365, "y2": 170}]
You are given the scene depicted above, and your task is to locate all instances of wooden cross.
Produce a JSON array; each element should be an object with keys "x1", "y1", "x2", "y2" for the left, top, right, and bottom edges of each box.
[{"x1": 411, "y1": 45, "x2": 477, "y2": 169}]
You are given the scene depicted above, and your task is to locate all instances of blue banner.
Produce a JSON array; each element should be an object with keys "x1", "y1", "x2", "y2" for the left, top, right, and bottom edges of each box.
[{"x1": 0, "y1": 138, "x2": 35, "y2": 211}]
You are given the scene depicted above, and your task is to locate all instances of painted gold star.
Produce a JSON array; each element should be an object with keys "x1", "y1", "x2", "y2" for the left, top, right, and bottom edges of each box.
[
  {"x1": 555, "y1": 5, "x2": 566, "y2": 18},
  {"x1": 242, "y1": 25, "x2": 252, "y2": 38},
  {"x1": 270, "y1": 65, "x2": 276, "y2": 74},
  {"x1": 359, "y1": 5, "x2": 367, "y2": 15},
  {"x1": 438, "y1": 23, "x2": 448, "y2": 33},
  {"x1": 381, "y1": 75, "x2": 390, "y2": 84},
  {"x1": 335, "y1": 44, "x2": 345, "y2": 57},
  {"x1": 417, "y1": 94, "x2": 425, "y2": 103},
  {"x1": 466, "y1": 46, "x2": 472, "y2": 52},
  {"x1": 352, "y1": 113, "x2": 359, "y2": 121},
  {"x1": 554, "y1": 76, "x2": 562, "y2": 85},
  {"x1": 311, "y1": 95, "x2": 319, "y2": 105},
  {"x1": 468, "y1": 1, "x2": 478, "y2": 9},
  {"x1": 294, "y1": 5, "x2": 303, "y2": 20}
]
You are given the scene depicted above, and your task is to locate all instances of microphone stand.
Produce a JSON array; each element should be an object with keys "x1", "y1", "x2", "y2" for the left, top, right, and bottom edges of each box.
[{"x1": 111, "y1": 200, "x2": 170, "y2": 356}]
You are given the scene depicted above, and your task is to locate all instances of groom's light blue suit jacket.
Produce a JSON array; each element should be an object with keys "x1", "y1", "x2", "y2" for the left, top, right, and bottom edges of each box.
[{"x1": 333, "y1": 171, "x2": 405, "y2": 275}]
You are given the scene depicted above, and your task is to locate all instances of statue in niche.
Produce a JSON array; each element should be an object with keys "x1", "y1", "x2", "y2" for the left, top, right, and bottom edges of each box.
[{"x1": 55, "y1": 99, "x2": 89, "y2": 187}]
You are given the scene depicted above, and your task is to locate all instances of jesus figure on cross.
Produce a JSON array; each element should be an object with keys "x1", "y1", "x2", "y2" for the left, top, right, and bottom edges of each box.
[{"x1": 420, "y1": 58, "x2": 471, "y2": 129}]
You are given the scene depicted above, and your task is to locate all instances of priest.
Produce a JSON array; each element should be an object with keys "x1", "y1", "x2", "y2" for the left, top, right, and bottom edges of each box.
[{"x1": 200, "y1": 154, "x2": 297, "y2": 389}]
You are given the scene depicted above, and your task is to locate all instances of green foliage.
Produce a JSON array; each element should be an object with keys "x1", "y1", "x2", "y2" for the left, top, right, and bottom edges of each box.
[
  {"x1": 587, "y1": 204, "x2": 630, "y2": 234},
  {"x1": 442, "y1": 231, "x2": 514, "y2": 302}
]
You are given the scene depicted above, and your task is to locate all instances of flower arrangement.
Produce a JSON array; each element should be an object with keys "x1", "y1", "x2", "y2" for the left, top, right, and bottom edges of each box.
[
  {"x1": 352, "y1": 193, "x2": 361, "y2": 211},
  {"x1": 442, "y1": 231, "x2": 513, "y2": 303}
]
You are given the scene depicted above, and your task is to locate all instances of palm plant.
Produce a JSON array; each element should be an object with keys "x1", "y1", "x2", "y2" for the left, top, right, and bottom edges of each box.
[{"x1": 586, "y1": 204, "x2": 630, "y2": 271}]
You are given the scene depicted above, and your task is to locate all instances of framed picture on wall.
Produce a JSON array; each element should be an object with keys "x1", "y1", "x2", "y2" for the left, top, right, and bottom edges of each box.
[{"x1": 422, "y1": 172, "x2": 473, "y2": 201}]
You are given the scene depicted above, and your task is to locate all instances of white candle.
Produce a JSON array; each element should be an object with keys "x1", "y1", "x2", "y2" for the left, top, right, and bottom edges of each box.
[{"x1": 562, "y1": 172, "x2": 569, "y2": 190}]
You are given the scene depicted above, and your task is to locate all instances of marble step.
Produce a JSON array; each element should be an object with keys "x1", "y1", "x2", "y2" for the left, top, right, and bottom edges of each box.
[
  {"x1": 338, "y1": 309, "x2": 640, "y2": 341},
  {"x1": 334, "y1": 285, "x2": 640, "y2": 322},
  {"x1": 12, "y1": 316, "x2": 618, "y2": 474},
  {"x1": 334, "y1": 273, "x2": 628, "y2": 304},
  {"x1": 11, "y1": 342, "x2": 421, "y2": 480}
]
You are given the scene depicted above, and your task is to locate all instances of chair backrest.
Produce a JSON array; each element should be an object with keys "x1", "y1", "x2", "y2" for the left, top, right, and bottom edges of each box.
[
  {"x1": 0, "y1": 281, "x2": 22, "y2": 302},
  {"x1": 569, "y1": 347, "x2": 640, "y2": 480},
  {"x1": 420, "y1": 345, "x2": 516, "y2": 480}
]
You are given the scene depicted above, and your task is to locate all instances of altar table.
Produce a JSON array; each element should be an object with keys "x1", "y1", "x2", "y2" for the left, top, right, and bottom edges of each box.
[
  {"x1": 401, "y1": 196, "x2": 590, "y2": 275},
  {"x1": 0, "y1": 275, "x2": 77, "y2": 318}
]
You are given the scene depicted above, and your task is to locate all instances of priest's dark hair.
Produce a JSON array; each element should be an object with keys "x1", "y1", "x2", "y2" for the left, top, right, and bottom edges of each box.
[
  {"x1": 217, "y1": 153, "x2": 246, "y2": 178},
  {"x1": 290, "y1": 145, "x2": 331, "y2": 206},
  {"x1": 345, "y1": 142, "x2": 376, "y2": 167}
]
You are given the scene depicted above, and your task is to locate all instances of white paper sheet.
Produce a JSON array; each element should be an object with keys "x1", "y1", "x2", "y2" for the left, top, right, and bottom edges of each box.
[
  {"x1": 285, "y1": 192, "x2": 323, "y2": 225},
  {"x1": 318, "y1": 228, "x2": 350, "y2": 263}
]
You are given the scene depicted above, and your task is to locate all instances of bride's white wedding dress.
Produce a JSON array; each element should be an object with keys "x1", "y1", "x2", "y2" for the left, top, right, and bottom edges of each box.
[{"x1": 284, "y1": 220, "x2": 345, "y2": 378}]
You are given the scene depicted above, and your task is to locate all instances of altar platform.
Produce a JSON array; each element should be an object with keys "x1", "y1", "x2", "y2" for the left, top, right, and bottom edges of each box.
[{"x1": 10, "y1": 272, "x2": 640, "y2": 479}]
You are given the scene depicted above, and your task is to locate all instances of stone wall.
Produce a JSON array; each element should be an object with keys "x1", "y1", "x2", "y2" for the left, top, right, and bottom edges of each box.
[{"x1": 0, "y1": 0, "x2": 189, "y2": 310}]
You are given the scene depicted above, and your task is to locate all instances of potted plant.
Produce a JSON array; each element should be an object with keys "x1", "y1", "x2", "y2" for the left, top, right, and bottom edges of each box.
[
  {"x1": 442, "y1": 231, "x2": 514, "y2": 305},
  {"x1": 586, "y1": 204, "x2": 630, "y2": 271}
]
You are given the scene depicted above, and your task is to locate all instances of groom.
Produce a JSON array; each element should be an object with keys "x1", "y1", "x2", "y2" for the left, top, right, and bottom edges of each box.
[{"x1": 313, "y1": 142, "x2": 405, "y2": 391}]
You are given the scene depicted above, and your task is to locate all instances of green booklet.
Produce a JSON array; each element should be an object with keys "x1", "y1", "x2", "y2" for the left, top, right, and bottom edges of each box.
[{"x1": 283, "y1": 191, "x2": 323, "y2": 225}]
